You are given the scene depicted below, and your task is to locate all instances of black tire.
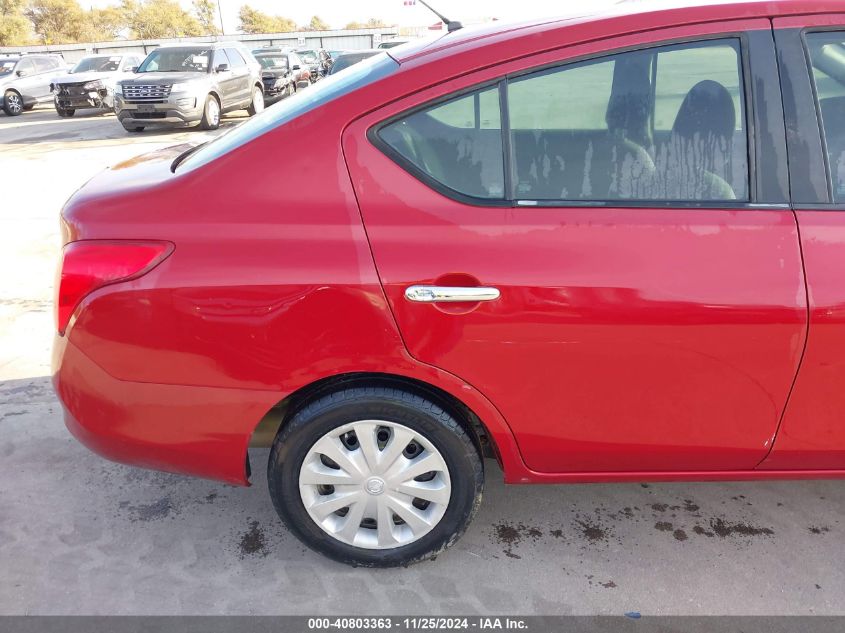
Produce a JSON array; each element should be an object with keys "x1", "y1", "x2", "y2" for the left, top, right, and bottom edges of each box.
[
  {"x1": 3, "y1": 91, "x2": 23, "y2": 116},
  {"x1": 268, "y1": 387, "x2": 484, "y2": 567},
  {"x1": 123, "y1": 124, "x2": 144, "y2": 132},
  {"x1": 199, "y1": 94, "x2": 220, "y2": 131},
  {"x1": 246, "y1": 85, "x2": 264, "y2": 116},
  {"x1": 56, "y1": 106, "x2": 75, "y2": 118}
]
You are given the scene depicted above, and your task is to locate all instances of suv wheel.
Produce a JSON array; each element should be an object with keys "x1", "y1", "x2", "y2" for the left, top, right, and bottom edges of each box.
[
  {"x1": 247, "y1": 86, "x2": 264, "y2": 116},
  {"x1": 199, "y1": 94, "x2": 220, "y2": 130},
  {"x1": 3, "y1": 91, "x2": 23, "y2": 116},
  {"x1": 267, "y1": 387, "x2": 484, "y2": 567},
  {"x1": 56, "y1": 106, "x2": 75, "y2": 118}
]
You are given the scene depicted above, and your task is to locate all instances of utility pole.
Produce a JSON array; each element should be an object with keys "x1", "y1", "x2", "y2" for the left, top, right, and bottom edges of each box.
[{"x1": 217, "y1": 0, "x2": 225, "y2": 35}]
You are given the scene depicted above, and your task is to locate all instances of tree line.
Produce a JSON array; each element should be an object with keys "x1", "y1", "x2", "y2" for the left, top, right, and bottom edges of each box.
[{"x1": 0, "y1": 0, "x2": 391, "y2": 46}]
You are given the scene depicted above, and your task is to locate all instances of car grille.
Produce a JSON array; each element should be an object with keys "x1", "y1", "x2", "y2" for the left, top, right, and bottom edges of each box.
[
  {"x1": 123, "y1": 84, "x2": 172, "y2": 103},
  {"x1": 56, "y1": 82, "x2": 89, "y2": 96}
]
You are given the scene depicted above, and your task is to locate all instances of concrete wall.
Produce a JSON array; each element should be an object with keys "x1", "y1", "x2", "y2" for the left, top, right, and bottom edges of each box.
[{"x1": 0, "y1": 28, "x2": 400, "y2": 63}]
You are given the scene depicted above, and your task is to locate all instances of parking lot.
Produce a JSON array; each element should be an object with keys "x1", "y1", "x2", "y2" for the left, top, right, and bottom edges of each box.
[{"x1": 1, "y1": 105, "x2": 844, "y2": 616}]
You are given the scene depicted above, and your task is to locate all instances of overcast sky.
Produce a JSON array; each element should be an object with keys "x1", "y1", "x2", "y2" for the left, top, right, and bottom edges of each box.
[{"x1": 102, "y1": 0, "x2": 622, "y2": 36}]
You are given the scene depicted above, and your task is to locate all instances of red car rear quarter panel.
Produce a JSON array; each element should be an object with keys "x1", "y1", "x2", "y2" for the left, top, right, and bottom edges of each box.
[{"x1": 55, "y1": 113, "x2": 417, "y2": 483}]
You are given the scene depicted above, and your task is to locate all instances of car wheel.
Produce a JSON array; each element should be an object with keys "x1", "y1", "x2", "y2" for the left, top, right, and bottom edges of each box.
[
  {"x1": 3, "y1": 91, "x2": 23, "y2": 116},
  {"x1": 247, "y1": 86, "x2": 264, "y2": 116},
  {"x1": 199, "y1": 94, "x2": 220, "y2": 130},
  {"x1": 56, "y1": 106, "x2": 75, "y2": 118},
  {"x1": 267, "y1": 387, "x2": 484, "y2": 567},
  {"x1": 286, "y1": 82, "x2": 294, "y2": 98}
]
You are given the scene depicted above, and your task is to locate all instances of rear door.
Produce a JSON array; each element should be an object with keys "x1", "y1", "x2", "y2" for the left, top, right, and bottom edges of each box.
[
  {"x1": 224, "y1": 48, "x2": 251, "y2": 105},
  {"x1": 32, "y1": 57, "x2": 59, "y2": 100},
  {"x1": 11, "y1": 58, "x2": 38, "y2": 104},
  {"x1": 211, "y1": 49, "x2": 237, "y2": 106},
  {"x1": 345, "y1": 20, "x2": 807, "y2": 474},
  {"x1": 761, "y1": 15, "x2": 845, "y2": 470}
]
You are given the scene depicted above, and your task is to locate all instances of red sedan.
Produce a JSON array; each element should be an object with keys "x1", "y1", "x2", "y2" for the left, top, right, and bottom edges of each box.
[{"x1": 54, "y1": 0, "x2": 845, "y2": 567}]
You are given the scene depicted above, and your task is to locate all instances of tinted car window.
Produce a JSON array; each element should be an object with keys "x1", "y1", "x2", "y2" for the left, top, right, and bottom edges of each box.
[
  {"x1": 226, "y1": 49, "x2": 247, "y2": 68},
  {"x1": 379, "y1": 86, "x2": 505, "y2": 200},
  {"x1": 806, "y1": 32, "x2": 845, "y2": 202},
  {"x1": 508, "y1": 39, "x2": 747, "y2": 202}
]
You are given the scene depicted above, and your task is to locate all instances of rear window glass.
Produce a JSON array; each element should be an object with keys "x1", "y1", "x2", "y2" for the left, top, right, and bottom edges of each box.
[
  {"x1": 178, "y1": 53, "x2": 397, "y2": 172},
  {"x1": 379, "y1": 85, "x2": 505, "y2": 199}
]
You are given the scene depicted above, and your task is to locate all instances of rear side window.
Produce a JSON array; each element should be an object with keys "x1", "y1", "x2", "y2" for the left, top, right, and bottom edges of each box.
[
  {"x1": 378, "y1": 86, "x2": 505, "y2": 200},
  {"x1": 379, "y1": 38, "x2": 749, "y2": 204},
  {"x1": 806, "y1": 32, "x2": 845, "y2": 202}
]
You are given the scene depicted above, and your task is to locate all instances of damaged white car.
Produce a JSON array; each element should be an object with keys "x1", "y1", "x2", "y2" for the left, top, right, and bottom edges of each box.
[{"x1": 51, "y1": 54, "x2": 142, "y2": 117}]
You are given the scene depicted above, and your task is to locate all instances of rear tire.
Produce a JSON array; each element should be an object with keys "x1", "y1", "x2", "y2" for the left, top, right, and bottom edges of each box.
[
  {"x1": 268, "y1": 387, "x2": 484, "y2": 567},
  {"x1": 3, "y1": 91, "x2": 23, "y2": 116},
  {"x1": 246, "y1": 86, "x2": 264, "y2": 116},
  {"x1": 199, "y1": 94, "x2": 220, "y2": 130}
]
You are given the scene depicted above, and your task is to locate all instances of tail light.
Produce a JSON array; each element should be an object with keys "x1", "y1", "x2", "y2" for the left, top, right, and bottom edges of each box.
[{"x1": 56, "y1": 240, "x2": 173, "y2": 335}]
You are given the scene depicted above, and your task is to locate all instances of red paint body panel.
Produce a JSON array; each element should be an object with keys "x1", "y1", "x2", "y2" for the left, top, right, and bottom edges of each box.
[
  {"x1": 51, "y1": 1, "x2": 845, "y2": 484},
  {"x1": 762, "y1": 213, "x2": 845, "y2": 469},
  {"x1": 759, "y1": 13, "x2": 845, "y2": 470}
]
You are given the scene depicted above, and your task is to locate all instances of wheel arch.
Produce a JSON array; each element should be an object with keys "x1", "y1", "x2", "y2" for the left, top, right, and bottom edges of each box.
[{"x1": 249, "y1": 371, "x2": 508, "y2": 470}]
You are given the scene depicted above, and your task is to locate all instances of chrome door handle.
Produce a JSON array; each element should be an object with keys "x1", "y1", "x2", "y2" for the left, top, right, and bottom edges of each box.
[{"x1": 404, "y1": 285, "x2": 501, "y2": 303}]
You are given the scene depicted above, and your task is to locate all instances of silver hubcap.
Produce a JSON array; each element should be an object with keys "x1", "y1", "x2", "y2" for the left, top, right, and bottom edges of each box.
[
  {"x1": 206, "y1": 98, "x2": 219, "y2": 125},
  {"x1": 7, "y1": 93, "x2": 21, "y2": 113},
  {"x1": 299, "y1": 420, "x2": 451, "y2": 549},
  {"x1": 253, "y1": 88, "x2": 264, "y2": 113}
]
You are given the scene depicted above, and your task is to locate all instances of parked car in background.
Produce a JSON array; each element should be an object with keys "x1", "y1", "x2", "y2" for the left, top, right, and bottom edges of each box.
[
  {"x1": 51, "y1": 54, "x2": 142, "y2": 117},
  {"x1": 0, "y1": 54, "x2": 65, "y2": 116},
  {"x1": 255, "y1": 51, "x2": 310, "y2": 103},
  {"x1": 328, "y1": 49, "x2": 381, "y2": 75},
  {"x1": 295, "y1": 48, "x2": 332, "y2": 81},
  {"x1": 53, "y1": 0, "x2": 845, "y2": 569},
  {"x1": 114, "y1": 43, "x2": 264, "y2": 132}
]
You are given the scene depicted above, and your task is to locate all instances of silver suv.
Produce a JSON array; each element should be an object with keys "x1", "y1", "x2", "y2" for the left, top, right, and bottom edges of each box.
[
  {"x1": 0, "y1": 54, "x2": 65, "y2": 116},
  {"x1": 114, "y1": 43, "x2": 264, "y2": 132}
]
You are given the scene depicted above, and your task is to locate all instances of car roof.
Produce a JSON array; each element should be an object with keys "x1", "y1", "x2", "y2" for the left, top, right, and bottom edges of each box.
[{"x1": 391, "y1": 0, "x2": 845, "y2": 64}]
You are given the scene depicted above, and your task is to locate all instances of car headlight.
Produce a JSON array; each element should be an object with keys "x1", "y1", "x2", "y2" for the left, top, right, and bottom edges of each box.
[
  {"x1": 114, "y1": 84, "x2": 123, "y2": 95},
  {"x1": 170, "y1": 82, "x2": 195, "y2": 94},
  {"x1": 274, "y1": 77, "x2": 284, "y2": 88},
  {"x1": 83, "y1": 80, "x2": 103, "y2": 90}
]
